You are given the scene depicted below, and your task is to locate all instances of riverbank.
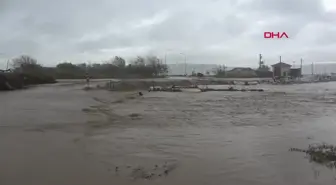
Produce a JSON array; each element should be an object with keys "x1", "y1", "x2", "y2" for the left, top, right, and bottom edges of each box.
[
  {"x1": 91, "y1": 77, "x2": 271, "y2": 91},
  {"x1": 0, "y1": 72, "x2": 56, "y2": 91}
]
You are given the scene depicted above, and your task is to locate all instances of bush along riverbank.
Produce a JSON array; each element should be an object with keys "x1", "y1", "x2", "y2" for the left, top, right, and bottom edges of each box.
[
  {"x1": 3, "y1": 54, "x2": 169, "y2": 80},
  {"x1": 2, "y1": 54, "x2": 170, "y2": 91},
  {"x1": 0, "y1": 72, "x2": 57, "y2": 91},
  {"x1": 0, "y1": 55, "x2": 56, "y2": 91}
]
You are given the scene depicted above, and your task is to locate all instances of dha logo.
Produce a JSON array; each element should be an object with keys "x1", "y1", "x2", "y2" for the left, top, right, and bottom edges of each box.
[{"x1": 264, "y1": 32, "x2": 289, "y2": 39}]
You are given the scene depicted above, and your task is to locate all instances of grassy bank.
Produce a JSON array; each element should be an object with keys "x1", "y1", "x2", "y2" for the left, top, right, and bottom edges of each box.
[{"x1": 0, "y1": 72, "x2": 56, "y2": 90}]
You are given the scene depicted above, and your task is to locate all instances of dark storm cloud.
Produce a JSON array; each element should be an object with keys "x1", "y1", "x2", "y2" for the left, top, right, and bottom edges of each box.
[{"x1": 0, "y1": 0, "x2": 336, "y2": 68}]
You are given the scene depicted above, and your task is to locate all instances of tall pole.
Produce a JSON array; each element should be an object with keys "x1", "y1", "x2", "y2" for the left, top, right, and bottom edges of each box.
[
  {"x1": 184, "y1": 55, "x2": 187, "y2": 75},
  {"x1": 180, "y1": 53, "x2": 187, "y2": 76},
  {"x1": 164, "y1": 53, "x2": 167, "y2": 65},
  {"x1": 300, "y1": 58, "x2": 303, "y2": 78},
  {"x1": 86, "y1": 61, "x2": 91, "y2": 87},
  {"x1": 279, "y1": 56, "x2": 282, "y2": 77},
  {"x1": 300, "y1": 58, "x2": 303, "y2": 69},
  {"x1": 164, "y1": 49, "x2": 172, "y2": 66},
  {"x1": 6, "y1": 60, "x2": 9, "y2": 70}
]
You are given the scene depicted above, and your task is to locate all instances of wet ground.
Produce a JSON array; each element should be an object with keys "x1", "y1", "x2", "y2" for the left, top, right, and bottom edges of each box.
[{"x1": 1, "y1": 80, "x2": 336, "y2": 185}]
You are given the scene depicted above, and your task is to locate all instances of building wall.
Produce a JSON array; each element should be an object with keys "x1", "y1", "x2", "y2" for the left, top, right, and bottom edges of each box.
[
  {"x1": 273, "y1": 67, "x2": 281, "y2": 77},
  {"x1": 282, "y1": 66, "x2": 291, "y2": 76},
  {"x1": 273, "y1": 66, "x2": 291, "y2": 77},
  {"x1": 290, "y1": 68, "x2": 302, "y2": 78},
  {"x1": 225, "y1": 70, "x2": 257, "y2": 78}
]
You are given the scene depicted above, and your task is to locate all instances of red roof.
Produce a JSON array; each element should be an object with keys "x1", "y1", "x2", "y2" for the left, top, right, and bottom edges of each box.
[{"x1": 271, "y1": 62, "x2": 292, "y2": 67}]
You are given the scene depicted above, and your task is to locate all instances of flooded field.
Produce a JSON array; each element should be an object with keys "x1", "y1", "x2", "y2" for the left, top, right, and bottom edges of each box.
[{"x1": 1, "y1": 80, "x2": 336, "y2": 185}]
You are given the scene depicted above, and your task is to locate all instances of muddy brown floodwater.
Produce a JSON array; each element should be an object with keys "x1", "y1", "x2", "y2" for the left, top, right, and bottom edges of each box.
[{"x1": 1, "y1": 81, "x2": 336, "y2": 185}]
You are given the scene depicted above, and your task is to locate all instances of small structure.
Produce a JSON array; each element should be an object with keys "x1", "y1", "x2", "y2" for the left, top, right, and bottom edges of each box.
[
  {"x1": 289, "y1": 68, "x2": 302, "y2": 79},
  {"x1": 196, "y1": 72, "x2": 204, "y2": 77},
  {"x1": 271, "y1": 62, "x2": 292, "y2": 78},
  {"x1": 230, "y1": 67, "x2": 254, "y2": 72},
  {"x1": 226, "y1": 67, "x2": 257, "y2": 78}
]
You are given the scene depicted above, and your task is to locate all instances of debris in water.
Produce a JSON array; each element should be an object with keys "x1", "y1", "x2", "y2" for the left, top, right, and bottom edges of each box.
[
  {"x1": 144, "y1": 172, "x2": 155, "y2": 180},
  {"x1": 25, "y1": 128, "x2": 45, "y2": 132},
  {"x1": 113, "y1": 99, "x2": 124, "y2": 103},
  {"x1": 129, "y1": 113, "x2": 141, "y2": 118},
  {"x1": 126, "y1": 96, "x2": 136, "y2": 100},
  {"x1": 83, "y1": 86, "x2": 93, "y2": 91},
  {"x1": 81, "y1": 108, "x2": 91, "y2": 112},
  {"x1": 115, "y1": 162, "x2": 177, "y2": 180},
  {"x1": 290, "y1": 143, "x2": 336, "y2": 169}
]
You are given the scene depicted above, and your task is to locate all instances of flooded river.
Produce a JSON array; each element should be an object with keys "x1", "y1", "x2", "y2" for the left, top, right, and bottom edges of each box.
[{"x1": 1, "y1": 81, "x2": 336, "y2": 185}]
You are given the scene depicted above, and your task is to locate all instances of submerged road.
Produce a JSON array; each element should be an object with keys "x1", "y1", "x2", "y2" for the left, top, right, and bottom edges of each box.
[{"x1": 1, "y1": 80, "x2": 336, "y2": 185}]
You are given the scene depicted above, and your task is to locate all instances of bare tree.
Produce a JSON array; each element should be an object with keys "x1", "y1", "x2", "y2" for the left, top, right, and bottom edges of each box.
[
  {"x1": 11, "y1": 55, "x2": 42, "y2": 73},
  {"x1": 12, "y1": 55, "x2": 38, "y2": 68},
  {"x1": 112, "y1": 56, "x2": 126, "y2": 67},
  {"x1": 146, "y1": 55, "x2": 168, "y2": 76},
  {"x1": 133, "y1": 56, "x2": 145, "y2": 66}
]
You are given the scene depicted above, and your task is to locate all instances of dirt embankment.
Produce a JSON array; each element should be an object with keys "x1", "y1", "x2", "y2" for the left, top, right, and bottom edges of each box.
[
  {"x1": 94, "y1": 79, "x2": 240, "y2": 91},
  {"x1": 0, "y1": 72, "x2": 56, "y2": 91},
  {"x1": 91, "y1": 78, "x2": 271, "y2": 91}
]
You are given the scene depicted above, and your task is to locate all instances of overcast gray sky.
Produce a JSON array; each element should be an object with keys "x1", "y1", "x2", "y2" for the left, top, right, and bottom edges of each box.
[{"x1": 0, "y1": 0, "x2": 335, "y2": 68}]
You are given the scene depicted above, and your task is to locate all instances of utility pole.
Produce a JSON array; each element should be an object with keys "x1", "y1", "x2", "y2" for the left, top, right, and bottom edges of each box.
[
  {"x1": 279, "y1": 56, "x2": 282, "y2": 77},
  {"x1": 300, "y1": 58, "x2": 303, "y2": 69},
  {"x1": 184, "y1": 55, "x2": 187, "y2": 76},
  {"x1": 164, "y1": 49, "x2": 172, "y2": 66},
  {"x1": 164, "y1": 53, "x2": 167, "y2": 65},
  {"x1": 300, "y1": 58, "x2": 303, "y2": 78},
  {"x1": 6, "y1": 60, "x2": 9, "y2": 70},
  {"x1": 223, "y1": 65, "x2": 227, "y2": 76},
  {"x1": 180, "y1": 53, "x2": 187, "y2": 76},
  {"x1": 86, "y1": 61, "x2": 91, "y2": 87},
  {"x1": 259, "y1": 54, "x2": 263, "y2": 69}
]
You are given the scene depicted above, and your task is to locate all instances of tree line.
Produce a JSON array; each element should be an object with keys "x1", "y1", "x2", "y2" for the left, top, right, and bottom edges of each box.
[{"x1": 8, "y1": 55, "x2": 169, "y2": 80}]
